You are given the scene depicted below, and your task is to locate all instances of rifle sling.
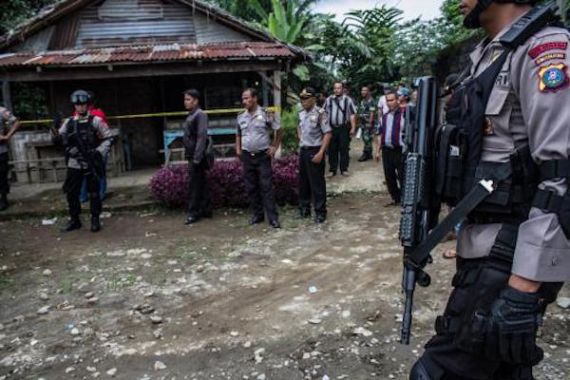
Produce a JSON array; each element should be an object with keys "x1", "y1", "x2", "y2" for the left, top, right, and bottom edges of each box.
[{"x1": 406, "y1": 180, "x2": 494, "y2": 268}]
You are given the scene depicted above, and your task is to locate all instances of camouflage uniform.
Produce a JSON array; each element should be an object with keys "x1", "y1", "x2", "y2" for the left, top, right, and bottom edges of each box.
[{"x1": 357, "y1": 97, "x2": 376, "y2": 159}]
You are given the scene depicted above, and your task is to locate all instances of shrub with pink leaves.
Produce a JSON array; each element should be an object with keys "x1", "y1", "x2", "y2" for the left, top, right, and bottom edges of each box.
[{"x1": 149, "y1": 155, "x2": 300, "y2": 209}]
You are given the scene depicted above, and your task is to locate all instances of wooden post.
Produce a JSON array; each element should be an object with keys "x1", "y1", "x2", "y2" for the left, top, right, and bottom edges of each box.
[
  {"x1": 260, "y1": 71, "x2": 270, "y2": 107},
  {"x1": 1, "y1": 81, "x2": 12, "y2": 110},
  {"x1": 272, "y1": 71, "x2": 283, "y2": 158},
  {"x1": 272, "y1": 70, "x2": 282, "y2": 110}
]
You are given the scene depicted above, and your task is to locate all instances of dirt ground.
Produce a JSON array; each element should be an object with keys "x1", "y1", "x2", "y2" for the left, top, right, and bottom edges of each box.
[{"x1": 0, "y1": 192, "x2": 569, "y2": 380}]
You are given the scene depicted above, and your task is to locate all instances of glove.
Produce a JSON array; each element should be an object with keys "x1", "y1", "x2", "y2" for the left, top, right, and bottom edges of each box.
[{"x1": 486, "y1": 287, "x2": 544, "y2": 365}]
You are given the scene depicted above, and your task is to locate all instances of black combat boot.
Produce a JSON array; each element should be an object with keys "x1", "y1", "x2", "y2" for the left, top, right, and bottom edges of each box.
[
  {"x1": 315, "y1": 214, "x2": 327, "y2": 224},
  {"x1": 90, "y1": 215, "x2": 101, "y2": 233},
  {"x1": 0, "y1": 193, "x2": 8, "y2": 211},
  {"x1": 358, "y1": 153, "x2": 369, "y2": 162},
  {"x1": 62, "y1": 218, "x2": 82, "y2": 233}
]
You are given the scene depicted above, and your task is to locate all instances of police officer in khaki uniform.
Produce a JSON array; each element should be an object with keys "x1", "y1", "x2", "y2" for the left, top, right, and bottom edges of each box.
[
  {"x1": 236, "y1": 88, "x2": 283, "y2": 229},
  {"x1": 411, "y1": 1, "x2": 570, "y2": 379},
  {"x1": 0, "y1": 106, "x2": 20, "y2": 211},
  {"x1": 298, "y1": 88, "x2": 332, "y2": 223},
  {"x1": 53, "y1": 90, "x2": 113, "y2": 233}
]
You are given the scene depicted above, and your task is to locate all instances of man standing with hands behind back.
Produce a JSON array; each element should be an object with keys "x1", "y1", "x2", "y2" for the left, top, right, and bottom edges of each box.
[
  {"x1": 236, "y1": 88, "x2": 283, "y2": 229},
  {"x1": 325, "y1": 81, "x2": 357, "y2": 176},
  {"x1": 375, "y1": 91, "x2": 404, "y2": 207},
  {"x1": 297, "y1": 87, "x2": 332, "y2": 223},
  {"x1": 183, "y1": 89, "x2": 212, "y2": 225}
]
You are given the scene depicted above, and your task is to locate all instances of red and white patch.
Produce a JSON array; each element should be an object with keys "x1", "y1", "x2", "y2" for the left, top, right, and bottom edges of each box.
[{"x1": 528, "y1": 42, "x2": 568, "y2": 59}]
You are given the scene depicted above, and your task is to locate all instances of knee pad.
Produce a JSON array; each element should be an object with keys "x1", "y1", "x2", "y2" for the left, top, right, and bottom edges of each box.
[{"x1": 410, "y1": 360, "x2": 437, "y2": 380}]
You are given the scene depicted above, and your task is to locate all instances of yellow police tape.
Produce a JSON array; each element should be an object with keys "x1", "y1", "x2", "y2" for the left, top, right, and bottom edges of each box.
[{"x1": 19, "y1": 106, "x2": 281, "y2": 126}]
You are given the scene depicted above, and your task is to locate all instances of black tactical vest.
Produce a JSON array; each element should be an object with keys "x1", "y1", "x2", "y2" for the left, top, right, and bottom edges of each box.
[{"x1": 65, "y1": 115, "x2": 99, "y2": 159}]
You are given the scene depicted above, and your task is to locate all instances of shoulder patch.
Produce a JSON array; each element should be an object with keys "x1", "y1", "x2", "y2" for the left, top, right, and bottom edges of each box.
[
  {"x1": 538, "y1": 63, "x2": 569, "y2": 92},
  {"x1": 535, "y1": 52, "x2": 566, "y2": 66},
  {"x1": 528, "y1": 42, "x2": 568, "y2": 59}
]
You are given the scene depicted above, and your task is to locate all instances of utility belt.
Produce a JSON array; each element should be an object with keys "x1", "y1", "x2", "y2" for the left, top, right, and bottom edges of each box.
[
  {"x1": 242, "y1": 150, "x2": 267, "y2": 157},
  {"x1": 300, "y1": 146, "x2": 321, "y2": 151},
  {"x1": 382, "y1": 145, "x2": 402, "y2": 151}
]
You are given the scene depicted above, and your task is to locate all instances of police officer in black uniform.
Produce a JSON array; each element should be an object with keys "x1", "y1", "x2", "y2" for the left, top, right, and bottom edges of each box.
[
  {"x1": 410, "y1": 1, "x2": 570, "y2": 379},
  {"x1": 53, "y1": 90, "x2": 113, "y2": 233}
]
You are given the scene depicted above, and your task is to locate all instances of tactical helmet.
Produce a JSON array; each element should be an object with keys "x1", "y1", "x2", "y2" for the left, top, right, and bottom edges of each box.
[
  {"x1": 464, "y1": 0, "x2": 541, "y2": 29},
  {"x1": 70, "y1": 90, "x2": 91, "y2": 105}
]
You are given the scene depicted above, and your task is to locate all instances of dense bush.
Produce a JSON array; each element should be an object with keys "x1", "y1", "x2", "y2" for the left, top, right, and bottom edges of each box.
[
  {"x1": 280, "y1": 109, "x2": 300, "y2": 153},
  {"x1": 150, "y1": 155, "x2": 300, "y2": 209}
]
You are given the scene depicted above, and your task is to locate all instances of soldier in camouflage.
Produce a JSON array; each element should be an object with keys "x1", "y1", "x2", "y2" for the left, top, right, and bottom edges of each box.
[{"x1": 356, "y1": 86, "x2": 376, "y2": 162}]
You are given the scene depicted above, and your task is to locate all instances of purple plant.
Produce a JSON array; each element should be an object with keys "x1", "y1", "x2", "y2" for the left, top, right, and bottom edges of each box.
[
  {"x1": 149, "y1": 154, "x2": 300, "y2": 209},
  {"x1": 149, "y1": 164, "x2": 189, "y2": 208}
]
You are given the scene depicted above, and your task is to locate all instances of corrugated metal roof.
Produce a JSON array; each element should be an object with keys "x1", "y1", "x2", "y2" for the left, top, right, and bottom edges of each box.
[{"x1": 0, "y1": 42, "x2": 295, "y2": 68}]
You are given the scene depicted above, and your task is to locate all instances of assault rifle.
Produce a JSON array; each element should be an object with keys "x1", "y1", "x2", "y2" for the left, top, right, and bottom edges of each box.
[
  {"x1": 399, "y1": 77, "x2": 440, "y2": 345},
  {"x1": 398, "y1": 78, "x2": 497, "y2": 344}
]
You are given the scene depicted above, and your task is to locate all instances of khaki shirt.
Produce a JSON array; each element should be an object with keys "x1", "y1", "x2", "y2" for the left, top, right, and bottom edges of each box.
[
  {"x1": 58, "y1": 115, "x2": 112, "y2": 170},
  {"x1": 0, "y1": 107, "x2": 17, "y2": 154},
  {"x1": 298, "y1": 106, "x2": 331, "y2": 147},
  {"x1": 236, "y1": 107, "x2": 280, "y2": 153},
  {"x1": 457, "y1": 22, "x2": 570, "y2": 282}
]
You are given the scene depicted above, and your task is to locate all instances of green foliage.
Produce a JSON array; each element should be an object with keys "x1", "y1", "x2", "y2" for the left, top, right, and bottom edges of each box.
[
  {"x1": 0, "y1": 0, "x2": 56, "y2": 35},
  {"x1": 280, "y1": 109, "x2": 300, "y2": 153},
  {"x1": 11, "y1": 83, "x2": 49, "y2": 121},
  {"x1": 249, "y1": 0, "x2": 318, "y2": 45},
  {"x1": 204, "y1": 0, "x2": 272, "y2": 22},
  {"x1": 303, "y1": 6, "x2": 403, "y2": 91}
]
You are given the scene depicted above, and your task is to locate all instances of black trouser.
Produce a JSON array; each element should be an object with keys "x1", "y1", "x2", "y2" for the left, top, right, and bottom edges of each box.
[
  {"x1": 63, "y1": 168, "x2": 101, "y2": 220},
  {"x1": 299, "y1": 147, "x2": 326, "y2": 217},
  {"x1": 241, "y1": 151, "x2": 279, "y2": 222},
  {"x1": 412, "y1": 226, "x2": 562, "y2": 380},
  {"x1": 187, "y1": 160, "x2": 211, "y2": 218},
  {"x1": 0, "y1": 153, "x2": 9, "y2": 196},
  {"x1": 382, "y1": 147, "x2": 403, "y2": 203},
  {"x1": 328, "y1": 125, "x2": 351, "y2": 173}
]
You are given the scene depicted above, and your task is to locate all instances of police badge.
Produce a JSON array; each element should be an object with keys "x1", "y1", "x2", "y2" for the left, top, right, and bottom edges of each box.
[{"x1": 538, "y1": 63, "x2": 569, "y2": 92}]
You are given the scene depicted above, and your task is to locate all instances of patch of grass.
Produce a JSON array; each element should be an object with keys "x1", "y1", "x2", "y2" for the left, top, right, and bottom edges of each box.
[
  {"x1": 106, "y1": 272, "x2": 137, "y2": 292},
  {"x1": 58, "y1": 276, "x2": 75, "y2": 294},
  {"x1": 0, "y1": 274, "x2": 14, "y2": 291},
  {"x1": 176, "y1": 249, "x2": 199, "y2": 262}
]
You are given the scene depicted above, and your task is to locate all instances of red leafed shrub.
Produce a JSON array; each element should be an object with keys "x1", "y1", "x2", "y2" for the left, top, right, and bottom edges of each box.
[{"x1": 149, "y1": 155, "x2": 300, "y2": 208}]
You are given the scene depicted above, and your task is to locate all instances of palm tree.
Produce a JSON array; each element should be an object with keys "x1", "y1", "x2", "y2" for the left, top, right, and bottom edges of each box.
[{"x1": 249, "y1": 0, "x2": 318, "y2": 44}]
